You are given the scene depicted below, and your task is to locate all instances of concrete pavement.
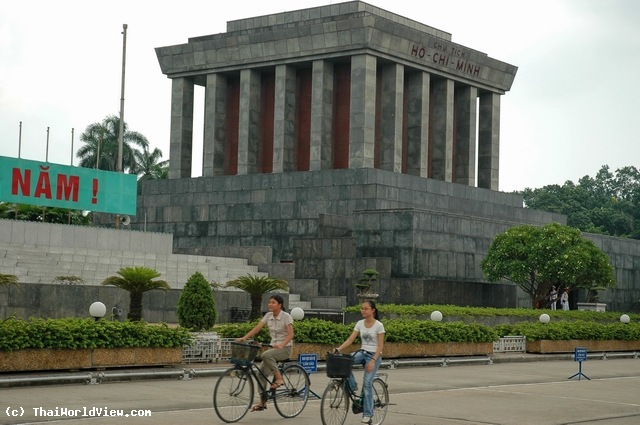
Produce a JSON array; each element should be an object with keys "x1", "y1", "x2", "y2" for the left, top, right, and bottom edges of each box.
[{"x1": 1, "y1": 356, "x2": 640, "y2": 425}]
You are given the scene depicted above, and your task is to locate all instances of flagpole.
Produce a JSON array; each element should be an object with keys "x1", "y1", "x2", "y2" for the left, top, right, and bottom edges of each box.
[{"x1": 117, "y1": 23, "x2": 127, "y2": 173}]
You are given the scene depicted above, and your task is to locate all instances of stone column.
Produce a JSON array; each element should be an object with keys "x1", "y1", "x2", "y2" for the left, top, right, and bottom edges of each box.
[
  {"x1": 379, "y1": 63, "x2": 404, "y2": 173},
  {"x1": 349, "y1": 54, "x2": 377, "y2": 169},
  {"x1": 273, "y1": 65, "x2": 296, "y2": 173},
  {"x1": 310, "y1": 60, "x2": 334, "y2": 171},
  {"x1": 478, "y1": 92, "x2": 500, "y2": 190},
  {"x1": 203, "y1": 73, "x2": 227, "y2": 177},
  {"x1": 169, "y1": 77, "x2": 194, "y2": 179},
  {"x1": 237, "y1": 69, "x2": 261, "y2": 175},
  {"x1": 454, "y1": 85, "x2": 478, "y2": 186},
  {"x1": 405, "y1": 71, "x2": 430, "y2": 177},
  {"x1": 430, "y1": 79, "x2": 454, "y2": 182}
]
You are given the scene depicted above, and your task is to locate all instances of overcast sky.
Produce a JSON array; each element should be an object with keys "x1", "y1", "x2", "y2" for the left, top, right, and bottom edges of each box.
[{"x1": 1, "y1": 0, "x2": 638, "y2": 193}]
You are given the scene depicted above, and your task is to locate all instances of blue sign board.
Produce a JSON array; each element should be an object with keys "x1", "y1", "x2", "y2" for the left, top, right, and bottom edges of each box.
[
  {"x1": 298, "y1": 353, "x2": 318, "y2": 374},
  {"x1": 574, "y1": 347, "x2": 587, "y2": 362}
]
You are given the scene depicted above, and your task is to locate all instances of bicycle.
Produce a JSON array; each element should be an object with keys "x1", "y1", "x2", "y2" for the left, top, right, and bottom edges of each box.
[
  {"x1": 213, "y1": 341, "x2": 310, "y2": 423},
  {"x1": 320, "y1": 352, "x2": 389, "y2": 425}
]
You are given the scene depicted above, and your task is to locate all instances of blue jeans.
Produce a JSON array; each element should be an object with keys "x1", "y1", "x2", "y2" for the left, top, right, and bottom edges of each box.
[{"x1": 347, "y1": 350, "x2": 382, "y2": 417}]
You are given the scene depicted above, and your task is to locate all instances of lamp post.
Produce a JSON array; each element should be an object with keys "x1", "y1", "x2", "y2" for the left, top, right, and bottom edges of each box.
[
  {"x1": 291, "y1": 307, "x2": 305, "y2": 321},
  {"x1": 430, "y1": 310, "x2": 443, "y2": 322},
  {"x1": 620, "y1": 314, "x2": 630, "y2": 324},
  {"x1": 539, "y1": 313, "x2": 551, "y2": 324},
  {"x1": 89, "y1": 302, "x2": 107, "y2": 321}
]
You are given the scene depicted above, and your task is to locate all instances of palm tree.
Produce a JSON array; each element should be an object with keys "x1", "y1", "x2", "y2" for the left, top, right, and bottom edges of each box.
[
  {"x1": 225, "y1": 274, "x2": 288, "y2": 320},
  {"x1": 101, "y1": 266, "x2": 170, "y2": 321},
  {"x1": 132, "y1": 146, "x2": 169, "y2": 181},
  {"x1": 76, "y1": 115, "x2": 149, "y2": 173},
  {"x1": 0, "y1": 273, "x2": 19, "y2": 288}
]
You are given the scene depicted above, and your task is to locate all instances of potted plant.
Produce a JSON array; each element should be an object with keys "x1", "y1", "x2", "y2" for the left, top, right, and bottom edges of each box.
[{"x1": 356, "y1": 268, "x2": 380, "y2": 301}]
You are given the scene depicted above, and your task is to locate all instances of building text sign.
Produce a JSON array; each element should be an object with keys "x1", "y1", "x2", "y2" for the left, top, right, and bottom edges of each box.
[{"x1": 0, "y1": 156, "x2": 137, "y2": 215}]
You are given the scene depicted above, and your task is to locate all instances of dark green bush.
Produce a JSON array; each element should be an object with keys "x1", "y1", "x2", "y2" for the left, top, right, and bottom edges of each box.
[
  {"x1": 0, "y1": 318, "x2": 192, "y2": 352},
  {"x1": 177, "y1": 272, "x2": 218, "y2": 331}
]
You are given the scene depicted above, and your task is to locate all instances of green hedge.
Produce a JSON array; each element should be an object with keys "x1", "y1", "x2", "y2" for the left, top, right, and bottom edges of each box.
[
  {"x1": 215, "y1": 318, "x2": 498, "y2": 344},
  {"x1": 494, "y1": 320, "x2": 640, "y2": 341},
  {"x1": 0, "y1": 318, "x2": 192, "y2": 352},
  {"x1": 215, "y1": 317, "x2": 640, "y2": 344},
  {"x1": 348, "y1": 303, "x2": 640, "y2": 322}
]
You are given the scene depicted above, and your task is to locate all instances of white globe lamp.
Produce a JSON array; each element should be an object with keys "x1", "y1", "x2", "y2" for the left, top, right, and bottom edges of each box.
[
  {"x1": 539, "y1": 313, "x2": 551, "y2": 324},
  {"x1": 620, "y1": 314, "x2": 630, "y2": 324},
  {"x1": 291, "y1": 307, "x2": 305, "y2": 321},
  {"x1": 430, "y1": 310, "x2": 443, "y2": 322},
  {"x1": 89, "y1": 301, "x2": 107, "y2": 321}
]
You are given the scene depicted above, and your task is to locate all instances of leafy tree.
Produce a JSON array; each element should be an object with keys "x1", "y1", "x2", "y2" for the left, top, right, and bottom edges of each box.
[
  {"x1": 0, "y1": 273, "x2": 19, "y2": 287},
  {"x1": 101, "y1": 266, "x2": 170, "y2": 321},
  {"x1": 177, "y1": 272, "x2": 217, "y2": 331},
  {"x1": 224, "y1": 274, "x2": 288, "y2": 320},
  {"x1": 481, "y1": 223, "x2": 615, "y2": 308},
  {"x1": 76, "y1": 115, "x2": 149, "y2": 173},
  {"x1": 0, "y1": 203, "x2": 91, "y2": 225},
  {"x1": 522, "y1": 165, "x2": 640, "y2": 238}
]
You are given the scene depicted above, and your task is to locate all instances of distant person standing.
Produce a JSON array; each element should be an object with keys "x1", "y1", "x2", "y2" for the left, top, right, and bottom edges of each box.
[
  {"x1": 560, "y1": 288, "x2": 569, "y2": 311},
  {"x1": 549, "y1": 286, "x2": 558, "y2": 310}
]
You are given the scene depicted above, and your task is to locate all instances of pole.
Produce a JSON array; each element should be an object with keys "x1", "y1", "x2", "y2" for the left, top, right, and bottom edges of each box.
[
  {"x1": 46, "y1": 127, "x2": 50, "y2": 162},
  {"x1": 115, "y1": 24, "x2": 128, "y2": 231},
  {"x1": 70, "y1": 128, "x2": 74, "y2": 166},
  {"x1": 18, "y1": 121, "x2": 22, "y2": 158},
  {"x1": 96, "y1": 135, "x2": 101, "y2": 169},
  {"x1": 117, "y1": 23, "x2": 127, "y2": 173}
]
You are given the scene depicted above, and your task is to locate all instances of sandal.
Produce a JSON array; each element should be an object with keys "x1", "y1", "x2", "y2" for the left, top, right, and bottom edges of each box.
[
  {"x1": 270, "y1": 381, "x2": 284, "y2": 390},
  {"x1": 250, "y1": 404, "x2": 267, "y2": 412}
]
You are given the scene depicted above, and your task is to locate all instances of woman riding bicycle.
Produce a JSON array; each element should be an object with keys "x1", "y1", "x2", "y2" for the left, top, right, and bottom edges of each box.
[
  {"x1": 334, "y1": 300, "x2": 385, "y2": 424},
  {"x1": 237, "y1": 294, "x2": 294, "y2": 412}
]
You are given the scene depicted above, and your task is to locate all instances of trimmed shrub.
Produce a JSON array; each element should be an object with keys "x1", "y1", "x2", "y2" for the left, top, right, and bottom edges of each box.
[{"x1": 177, "y1": 272, "x2": 217, "y2": 331}]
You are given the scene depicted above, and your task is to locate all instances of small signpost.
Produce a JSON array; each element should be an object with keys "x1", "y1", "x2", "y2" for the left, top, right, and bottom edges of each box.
[
  {"x1": 568, "y1": 347, "x2": 590, "y2": 381},
  {"x1": 298, "y1": 353, "x2": 321, "y2": 399}
]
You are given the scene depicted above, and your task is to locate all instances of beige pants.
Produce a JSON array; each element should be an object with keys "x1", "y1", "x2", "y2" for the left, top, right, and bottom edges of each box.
[{"x1": 257, "y1": 346, "x2": 292, "y2": 393}]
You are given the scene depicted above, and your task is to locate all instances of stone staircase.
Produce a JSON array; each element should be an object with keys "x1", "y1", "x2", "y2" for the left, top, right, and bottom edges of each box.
[
  {"x1": 0, "y1": 220, "x2": 264, "y2": 289},
  {"x1": 259, "y1": 262, "x2": 347, "y2": 313}
]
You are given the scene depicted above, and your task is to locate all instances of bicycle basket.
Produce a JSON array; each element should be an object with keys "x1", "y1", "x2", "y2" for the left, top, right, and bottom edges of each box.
[
  {"x1": 326, "y1": 353, "x2": 353, "y2": 378},
  {"x1": 230, "y1": 342, "x2": 261, "y2": 367}
]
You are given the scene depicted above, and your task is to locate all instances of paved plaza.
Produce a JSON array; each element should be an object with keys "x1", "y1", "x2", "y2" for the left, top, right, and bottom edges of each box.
[{"x1": 2, "y1": 357, "x2": 639, "y2": 424}]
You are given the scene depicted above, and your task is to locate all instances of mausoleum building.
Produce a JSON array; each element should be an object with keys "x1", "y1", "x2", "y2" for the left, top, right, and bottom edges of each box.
[{"x1": 136, "y1": 1, "x2": 640, "y2": 312}]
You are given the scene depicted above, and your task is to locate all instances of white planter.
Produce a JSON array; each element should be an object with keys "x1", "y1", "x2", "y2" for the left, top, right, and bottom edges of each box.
[{"x1": 576, "y1": 303, "x2": 606, "y2": 312}]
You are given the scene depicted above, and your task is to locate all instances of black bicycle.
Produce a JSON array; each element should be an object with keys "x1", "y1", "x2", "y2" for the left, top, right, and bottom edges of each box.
[
  {"x1": 320, "y1": 352, "x2": 389, "y2": 425},
  {"x1": 213, "y1": 341, "x2": 310, "y2": 423}
]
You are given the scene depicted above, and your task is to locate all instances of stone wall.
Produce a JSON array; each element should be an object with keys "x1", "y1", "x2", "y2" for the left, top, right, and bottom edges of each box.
[
  {"x1": 135, "y1": 169, "x2": 561, "y2": 263},
  {"x1": 0, "y1": 282, "x2": 277, "y2": 324}
]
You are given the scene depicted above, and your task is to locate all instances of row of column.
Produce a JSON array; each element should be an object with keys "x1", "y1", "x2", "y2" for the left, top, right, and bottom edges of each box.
[{"x1": 168, "y1": 54, "x2": 501, "y2": 190}]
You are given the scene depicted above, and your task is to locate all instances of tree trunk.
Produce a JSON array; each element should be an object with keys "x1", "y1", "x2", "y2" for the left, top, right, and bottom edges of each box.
[
  {"x1": 250, "y1": 293, "x2": 263, "y2": 321},
  {"x1": 128, "y1": 291, "x2": 144, "y2": 321}
]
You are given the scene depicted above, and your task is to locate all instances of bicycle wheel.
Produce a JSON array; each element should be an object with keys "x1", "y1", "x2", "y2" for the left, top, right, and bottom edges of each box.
[
  {"x1": 371, "y1": 378, "x2": 389, "y2": 425},
  {"x1": 320, "y1": 379, "x2": 348, "y2": 425},
  {"x1": 274, "y1": 363, "x2": 310, "y2": 418},
  {"x1": 213, "y1": 367, "x2": 253, "y2": 423}
]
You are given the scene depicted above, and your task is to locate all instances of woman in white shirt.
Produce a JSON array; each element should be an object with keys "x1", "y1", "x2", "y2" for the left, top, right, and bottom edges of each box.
[{"x1": 334, "y1": 300, "x2": 385, "y2": 424}]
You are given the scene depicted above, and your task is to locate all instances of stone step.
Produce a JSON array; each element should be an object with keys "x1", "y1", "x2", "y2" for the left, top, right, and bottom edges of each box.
[{"x1": 288, "y1": 300, "x2": 312, "y2": 310}]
